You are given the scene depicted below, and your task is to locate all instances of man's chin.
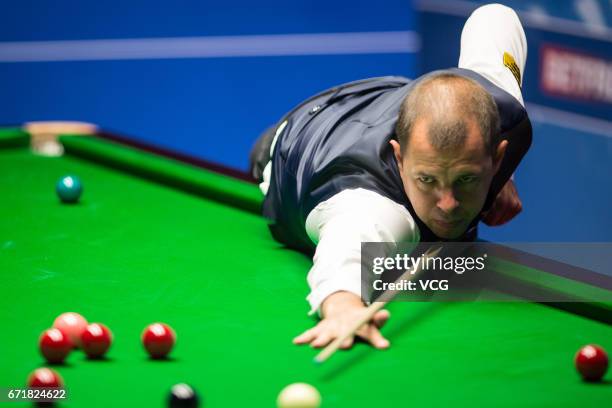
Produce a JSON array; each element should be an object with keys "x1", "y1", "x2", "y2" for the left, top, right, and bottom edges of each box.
[{"x1": 428, "y1": 221, "x2": 465, "y2": 240}]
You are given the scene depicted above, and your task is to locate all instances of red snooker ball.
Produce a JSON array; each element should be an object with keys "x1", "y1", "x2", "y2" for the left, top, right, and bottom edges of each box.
[
  {"x1": 27, "y1": 367, "x2": 64, "y2": 388},
  {"x1": 81, "y1": 323, "x2": 113, "y2": 359},
  {"x1": 142, "y1": 323, "x2": 176, "y2": 359},
  {"x1": 575, "y1": 344, "x2": 609, "y2": 382},
  {"x1": 53, "y1": 312, "x2": 88, "y2": 349},
  {"x1": 39, "y1": 328, "x2": 72, "y2": 364}
]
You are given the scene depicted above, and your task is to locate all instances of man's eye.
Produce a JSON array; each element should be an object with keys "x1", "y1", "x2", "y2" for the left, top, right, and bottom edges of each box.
[
  {"x1": 458, "y1": 175, "x2": 477, "y2": 184},
  {"x1": 418, "y1": 176, "x2": 434, "y2": 184}
]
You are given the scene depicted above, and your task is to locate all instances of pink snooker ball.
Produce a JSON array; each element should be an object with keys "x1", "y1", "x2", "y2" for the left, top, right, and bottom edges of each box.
[{"x1": 53, "y1": 312, "x2": 88, "y2": 348}]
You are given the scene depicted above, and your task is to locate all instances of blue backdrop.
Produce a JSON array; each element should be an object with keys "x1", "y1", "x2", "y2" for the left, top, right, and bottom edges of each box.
[
  {"x1": 1, "y1": 0, "x2": 611, "y2": 242},
  {"x1": 0, "y1": 0, "x2": 417, "y2": 169}
]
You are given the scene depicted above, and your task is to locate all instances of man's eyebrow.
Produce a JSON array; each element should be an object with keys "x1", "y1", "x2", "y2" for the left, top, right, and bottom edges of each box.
[
  {"x1": 413, "y1": 170, "x2": 436, "y2": 177},
  {"x1": 455, "y1": 166, "x2": 484, "y2": 175},
  {"x1": 413, "y1": 167, "x2": 483, "y2": 176}
]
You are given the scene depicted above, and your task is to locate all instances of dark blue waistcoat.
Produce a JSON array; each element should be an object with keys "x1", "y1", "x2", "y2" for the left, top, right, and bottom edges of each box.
[{"x1": 263, "y1": 68, "x2": 532, "y2": 253}]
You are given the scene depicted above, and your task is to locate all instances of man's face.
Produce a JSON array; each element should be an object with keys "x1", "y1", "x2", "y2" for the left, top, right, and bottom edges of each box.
[{"x1": 392, "y1": 118, "x2": 501, "y2": 239}]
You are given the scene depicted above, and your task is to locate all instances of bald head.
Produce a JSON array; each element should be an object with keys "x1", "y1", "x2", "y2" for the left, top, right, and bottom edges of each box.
[{"x1": 395, "y1": 73, "x2": 500, "y2": 156}]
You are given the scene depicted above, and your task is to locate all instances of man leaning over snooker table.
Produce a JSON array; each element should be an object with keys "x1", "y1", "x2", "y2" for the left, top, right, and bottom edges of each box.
[{"x1": 249, "y1": 4, "x2": 532, "y2": 350}]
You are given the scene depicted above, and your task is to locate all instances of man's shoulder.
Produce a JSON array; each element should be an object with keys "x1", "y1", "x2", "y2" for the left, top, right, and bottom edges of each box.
[
  {"x1": 337, "y1": 75, "x2": 412, "y2": 88},
  {"x1": 313, "y1": 76, "x2": 412, "y2": 102}
]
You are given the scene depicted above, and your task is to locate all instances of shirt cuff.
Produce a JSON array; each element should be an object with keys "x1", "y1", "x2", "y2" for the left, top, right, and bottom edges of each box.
[{"x1": 306, "y1": 277, "x2": 364, "y2": 317}]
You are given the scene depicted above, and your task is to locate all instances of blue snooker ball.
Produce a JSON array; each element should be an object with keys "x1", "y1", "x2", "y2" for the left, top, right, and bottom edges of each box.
[{"x1": 56, "y1": 175, "x2": 83, "y2": 203}]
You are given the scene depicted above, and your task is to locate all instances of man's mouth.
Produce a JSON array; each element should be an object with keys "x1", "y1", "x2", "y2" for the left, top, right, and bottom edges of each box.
[{"x1": 433, "y1": 219, "x2": 461, "y2": 229}]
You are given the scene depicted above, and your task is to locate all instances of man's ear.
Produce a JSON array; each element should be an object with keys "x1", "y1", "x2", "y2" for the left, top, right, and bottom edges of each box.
[
  {"x1": 390, "y1": 140, "x2": 404, "y2": 171},
  {"x1": 493, "y1": 139, "x2": 508, "y2": 174}
]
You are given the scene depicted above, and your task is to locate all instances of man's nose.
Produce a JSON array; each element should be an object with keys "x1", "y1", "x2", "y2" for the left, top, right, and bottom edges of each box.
[{"x1": 437, "y1": 189, "x2": 460, "y2": 214}]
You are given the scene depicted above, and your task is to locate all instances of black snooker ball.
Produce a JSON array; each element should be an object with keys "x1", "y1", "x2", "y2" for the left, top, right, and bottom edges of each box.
[
  {"x1": 56, "y1": 175, "x2": 83, "y2": 203},
  {"x1": 168, "y1": 383, "x2": 199, "y2": 408}
]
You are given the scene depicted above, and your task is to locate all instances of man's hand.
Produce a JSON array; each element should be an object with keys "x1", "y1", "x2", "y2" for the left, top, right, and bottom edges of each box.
[
  {"x1": 293, "y1": 291, "x2": 390, "y2": 349},
  {"x1": 482, "y1": 179, "x2": 522, "y2": 226}
]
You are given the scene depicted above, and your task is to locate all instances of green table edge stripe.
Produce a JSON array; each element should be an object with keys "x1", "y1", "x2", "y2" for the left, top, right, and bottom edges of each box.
[
  {"x1": 60, "y1": 135, "x2": 263, "y2": 214},
  {"x1": 489, "y1": 257, "x2": 612, "y2": 301},
  {"x1": 0, "y1": 128, "x2": 29, "y2": 148},
  {"x1": 488, "y1": 257, "x2": 612, "y2": 323}
]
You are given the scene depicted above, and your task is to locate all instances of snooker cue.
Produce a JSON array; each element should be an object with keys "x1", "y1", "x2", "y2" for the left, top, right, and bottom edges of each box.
[{"x1": 314, "y1": 245, "x2": 442, "y2": 364}]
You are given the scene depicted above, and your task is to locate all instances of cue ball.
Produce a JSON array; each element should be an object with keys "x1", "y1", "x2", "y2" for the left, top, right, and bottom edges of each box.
[
  {"x1": 277, "y1": 383, "x2": 321, "y2": 408},
  {"x1": 39, "y1": 328, "x2": 72, "y2": 364},
  {"x1": 575, "y1": 344, "x2": 608, "y2": 382},
  {"x1": 53, "y1": 312, "x2": 88, "y2": 348},
  {"x1": 142, "y1": 323, "x2": 176, "y2": 359},
  {"x1": 168, "y1": 383, "x2": 199, "y2": 408},
  {"x1": 27, "y1": 367, "x2": 64, "y2": 388},
  {"x1": 81, "y1": 323, "x2": 113, "y2": 358},
  {"x1": 56, "y1": 175, "x2": 83, "y2": 203}
]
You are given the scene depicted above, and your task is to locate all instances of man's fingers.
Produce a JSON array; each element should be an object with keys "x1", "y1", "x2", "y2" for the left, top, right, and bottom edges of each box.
[
  {"x1": 293, "y1": 327, "x2": 318, "y2": 344},
  {"x1": 493, "y1": 198, "x2": 522, "y2": 226},
  {"x1": 515, "y1": 198, "x2": 523, "y2": 213},
  {"x1": 489, "y1": 211, "x2": 503, "y2": 226},
  {"x1": 362, "y1": 325, "x2": 390, "y2": 349},
  {"x1": 310, "y1": 332, "x2": 333, "y2": 348},
  {"x1": 372, "y1": 309, "x2": 390, "y2": 328},
  {"x1": 339, "y1": 336, "x2": 354, "y2": 350},
  {"x1": 484, "y1": 179, "x2": 523, "y2": 226},
  {"x1": 482, "y1": 201, "x2": 499, "y2": 225},
  {"x1": 294, "y1": 306, "x2": 392, "y2": 350}
]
